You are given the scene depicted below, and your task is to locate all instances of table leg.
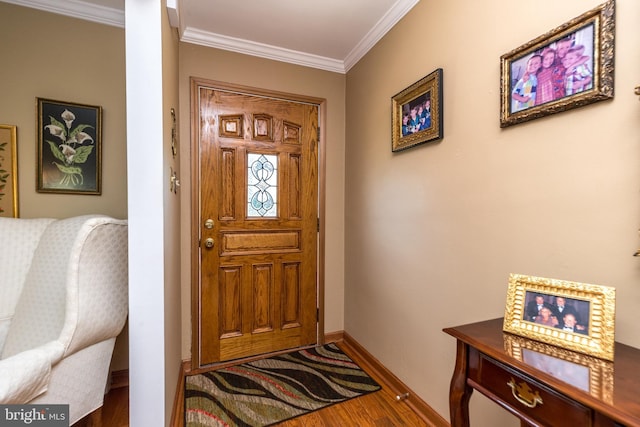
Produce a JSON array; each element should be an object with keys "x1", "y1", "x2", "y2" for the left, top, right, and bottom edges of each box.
[{"x1": 449, "y1": 340, "x2": 473, "y2": 427}]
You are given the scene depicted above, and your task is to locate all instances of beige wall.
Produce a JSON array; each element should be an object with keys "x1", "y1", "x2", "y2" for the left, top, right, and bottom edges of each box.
[
  {"x1": 0, "y1": 3, "x2": 127, "y2": 220},
  {"x1": 178, "y1": 44, "x2": 347, "y2": 359},
  {"x1": 345, "y1": 0, "x2": 640, "y2": 424},
  {"x1": 161, "y1": 1, "x2": 182, "y2": 422},
  {"x1": 0, "y1": 2, "x2": 128, "y2": 370}
]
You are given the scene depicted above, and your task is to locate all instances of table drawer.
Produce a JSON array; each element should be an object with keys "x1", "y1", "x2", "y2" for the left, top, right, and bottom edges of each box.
[{"x1": 473, "y1": 353, "x2": 592, "y2": 427}]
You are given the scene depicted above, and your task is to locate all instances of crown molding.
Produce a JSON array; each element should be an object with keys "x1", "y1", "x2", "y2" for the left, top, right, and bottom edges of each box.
[
  {"x1": 180, "y1": 0, "x2": 418, "y2": 74},
  {"x1": 4, "y1": 0, "x2": 418, "y2": 74},
  {"x1": 3, "y1": 0, "x2": 124, "y2": 27},
  {"x1": 343, "y1": 0, "x2": 420, "y2": 72},
  {"x1": 166, "y1": 0, "x2": 179, "y2": 28},
  {"x1": 181, "y1": 27, "x2": 347, "y2": 74}
]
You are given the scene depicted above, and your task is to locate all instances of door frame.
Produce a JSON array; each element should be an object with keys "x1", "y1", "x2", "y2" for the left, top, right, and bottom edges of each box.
[{"x1": 189, "y1": 77, "x2": 327, "y2": 369}]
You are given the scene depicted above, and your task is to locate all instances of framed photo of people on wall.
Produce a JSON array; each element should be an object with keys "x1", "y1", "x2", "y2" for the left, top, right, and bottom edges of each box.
[
  {"x1": 499, "y1": 0, "x2": 614, "y2": 128},
  {"x1": 391, "y1": 68, "x2": 443, "y2": 152},
  {"x1": 503, "y1": 273, "x2": 616, "y2": 361}
]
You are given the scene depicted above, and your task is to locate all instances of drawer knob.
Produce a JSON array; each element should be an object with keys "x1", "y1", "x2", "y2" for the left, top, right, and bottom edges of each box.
[{"x1": 507, "y1": 378, "x2": 543, "y2": 408}]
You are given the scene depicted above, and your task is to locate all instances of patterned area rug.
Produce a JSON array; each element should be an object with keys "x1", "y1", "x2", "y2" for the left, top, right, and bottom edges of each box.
[{"x1": 185, "y1": 343, "x2": 381, "y2": 426}]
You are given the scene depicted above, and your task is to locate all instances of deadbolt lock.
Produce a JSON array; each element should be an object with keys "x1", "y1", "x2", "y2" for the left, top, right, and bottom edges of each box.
[
  {"x1": 204, "y1": 238, "x2": 214, "y2": 248},
  {"x1": 204, "y1": 219, "x2": 214, "y2": 229}
]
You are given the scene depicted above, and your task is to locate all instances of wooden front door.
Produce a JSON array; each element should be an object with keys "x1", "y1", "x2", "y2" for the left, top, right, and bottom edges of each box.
[{"x1": 194, "y1": 82, "x2": 319, "y2": 366}]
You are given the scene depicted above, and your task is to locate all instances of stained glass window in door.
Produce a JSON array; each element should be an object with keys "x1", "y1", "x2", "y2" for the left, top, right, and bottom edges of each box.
[{"x1": 247, "y1": 153, "x2": 278, "y2": 217}]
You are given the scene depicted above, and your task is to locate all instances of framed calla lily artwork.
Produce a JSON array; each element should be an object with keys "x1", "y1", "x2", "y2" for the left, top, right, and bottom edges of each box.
[{"x1": 37, "y1": 98, "x2": 102, "y2": 194}]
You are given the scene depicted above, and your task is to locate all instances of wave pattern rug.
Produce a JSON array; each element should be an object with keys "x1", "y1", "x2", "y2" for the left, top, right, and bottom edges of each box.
[{"x1": 185, "y1": 343, "x2": 381, "y2": 426}]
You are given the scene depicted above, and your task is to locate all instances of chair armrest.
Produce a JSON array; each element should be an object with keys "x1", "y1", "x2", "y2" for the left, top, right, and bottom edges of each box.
[{"x1": 0, "y1": 341, "x2": 64, "y2": 404}]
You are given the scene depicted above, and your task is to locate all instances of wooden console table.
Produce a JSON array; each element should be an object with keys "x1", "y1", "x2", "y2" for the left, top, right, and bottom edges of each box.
[{"x1": 443, "y1": 318, "x2": 640, "y2": 427}]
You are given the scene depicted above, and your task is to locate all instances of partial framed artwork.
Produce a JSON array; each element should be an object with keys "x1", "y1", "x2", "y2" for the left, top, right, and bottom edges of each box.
[
  {"x1": 500, "y1": 0, "x2": 615, "y2": 128},
  {"x1": 503, "y1": 273, "x2": 616, "y2": 361},
  {"x1": 504, "y1": 334, "x2": 613, "y2": 403},
  {"x1": 0, "y1": 125, "x2": 18, "y2": 217},
  {"x1": 37, "y1": 98, "x2": 102, "y2": 194},
  {"x1": 391, "y1": 68, "x2": 443, "y2": 152}
]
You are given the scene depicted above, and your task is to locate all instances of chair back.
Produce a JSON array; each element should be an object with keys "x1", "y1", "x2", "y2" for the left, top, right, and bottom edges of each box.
[
  {"x1": 0, "y1": 218, "x2": 54, "y2": 353},
  {"x1": 1, "y1": 216, "x2": 128, "y2": 360}
]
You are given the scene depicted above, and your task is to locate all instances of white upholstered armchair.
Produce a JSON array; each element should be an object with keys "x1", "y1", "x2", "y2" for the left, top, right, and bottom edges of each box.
[{"x1": 0, "y1": 215, "x2": 128, "y2": 425}]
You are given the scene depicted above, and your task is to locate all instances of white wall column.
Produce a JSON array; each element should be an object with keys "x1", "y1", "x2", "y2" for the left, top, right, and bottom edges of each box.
[{"x1": 125, "y1": 1, "x2": 166, "y2": 426}]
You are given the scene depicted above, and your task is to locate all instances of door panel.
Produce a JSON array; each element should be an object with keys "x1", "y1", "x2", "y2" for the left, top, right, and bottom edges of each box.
[{"x1": 196, "y1": 86, "x2": 318, "y2": 365}]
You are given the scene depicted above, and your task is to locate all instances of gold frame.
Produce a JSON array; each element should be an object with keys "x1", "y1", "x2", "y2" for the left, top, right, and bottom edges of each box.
[
  {"x1": 504, "y1": 333, "x2": 613, "y2": 402},
  {"x1": 503, "y1": 273, "x2": 616, "y2": 361},
  {"x1": 500, "y1": 0, "x2": 615, "y2": 128},
  {"x1": 391, "y1": 68, "x2": 443, "y2": 152},
  {"x1": 0, "y1": 124, "x2": 19, "y2": 217}
]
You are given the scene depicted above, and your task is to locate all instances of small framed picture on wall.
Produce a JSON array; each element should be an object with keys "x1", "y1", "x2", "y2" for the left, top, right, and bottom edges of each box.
[
  {"x1": 0, "y1": 124, "x2": 18, "y2": 217},
  {"x1": 391, "y1": 68, "x2": 443, "y2": 152},
  {"x1": 37, "y1": 98, "x2": 102, "y2": 195}
]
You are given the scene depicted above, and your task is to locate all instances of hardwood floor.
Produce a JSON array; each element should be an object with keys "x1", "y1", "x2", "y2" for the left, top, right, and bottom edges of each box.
[
  {"x1": 276, "y1": 377, "x2": 431, "y2": 426},
  {"x1": 74, "y1": 385, "x2": 129, "y2": 427},
  {"x1": 86, "y1": 341, "x2": 440, "y2": 426},
  {"x1": 93, "y1": 381, "x2": 430, "y2": 426},
  {"x1": 100, "y1": 386, "x2": 130, "y2": 427}
]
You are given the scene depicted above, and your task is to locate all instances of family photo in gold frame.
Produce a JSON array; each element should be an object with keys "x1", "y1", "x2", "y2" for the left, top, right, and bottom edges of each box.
[
  {"x1": 503, "y1": 273, "x2": 616, "y2": 361},
  {"x1": 499, "y1": 0, "x2": 614, "y2": 128},
  {"x1": 391, "y1": 68, "x2": 443, "y2": 152}
]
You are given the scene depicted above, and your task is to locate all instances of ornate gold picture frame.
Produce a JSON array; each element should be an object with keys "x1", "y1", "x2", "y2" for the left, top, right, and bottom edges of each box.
[
  {"x1": 500, "y1": 0, "x2": 614, "y2": 128},
  {"x1": 0, "y1": 124, "x2": 18, "y2": 217},
  {"x1": 391, "y1": 68, "x2": 443, "y2": 152},
  {"x1": 503, "y1": 274, "x2": 616, "y2": 361}
]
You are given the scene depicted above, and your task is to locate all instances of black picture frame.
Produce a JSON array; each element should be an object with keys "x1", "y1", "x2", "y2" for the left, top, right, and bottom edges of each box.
[{"x1": 37, "y1": 98, "x2": 102, "y2": 194}]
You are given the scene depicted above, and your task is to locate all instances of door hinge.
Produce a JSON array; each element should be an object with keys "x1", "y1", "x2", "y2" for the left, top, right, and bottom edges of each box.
[
  {"x1": 317, "y1": 218, "x2": 320, "y2": 232},
  {"x1": 316, "y1": 308, "x2": 320, "y2": 322}
]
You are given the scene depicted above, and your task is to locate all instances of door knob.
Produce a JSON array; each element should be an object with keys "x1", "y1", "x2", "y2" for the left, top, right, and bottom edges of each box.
[{"x1": 204, "y1": 238, "x2": 214, "y2": 248}]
